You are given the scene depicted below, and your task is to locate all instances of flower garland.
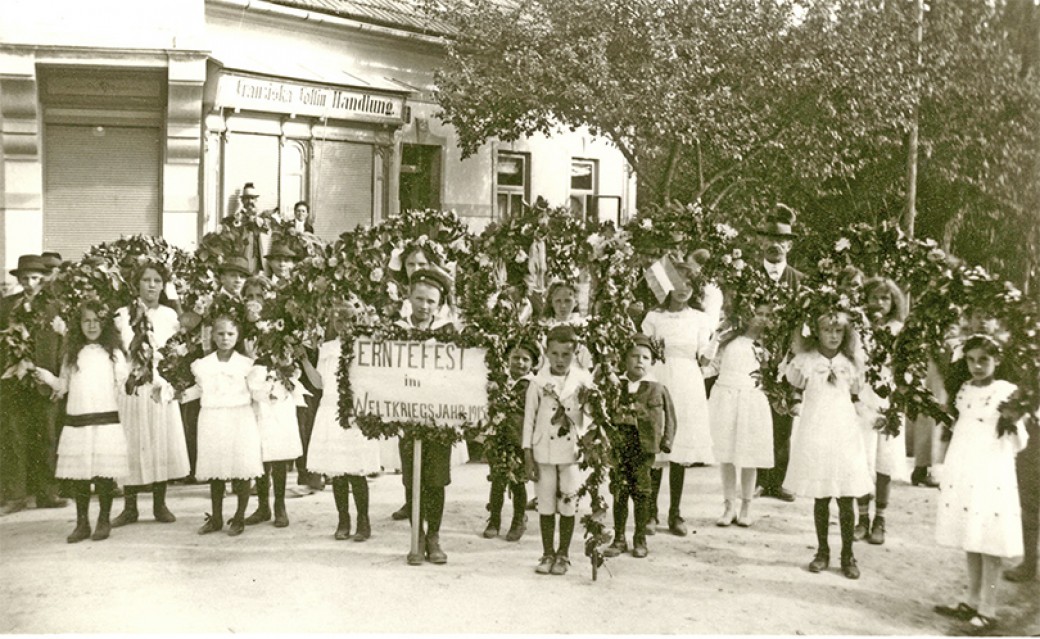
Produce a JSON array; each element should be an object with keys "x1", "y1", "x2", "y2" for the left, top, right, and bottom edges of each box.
[
  {"x1": 893, "y1": 264, "x2": 1038, "y2": 439},
  {"x1": 624, "y1": 200, "x2": 741, "y2": 284},
  {"x1": 0, "y1": 295, "x2": 39, "y2": 386},
  {"x1": 581, "y1": 227, "x2": 641, "y2": 579},
  {"x1": 156, "y1": 291, "x2": 251, "y2": 395},
  {"x1": 481, "y1": 327, "x2": 541, "y2": 488},
  {"x1": 335, "y1": 209, "x2": 473, "y2": 317},
  {"x1": 468, "y1": 204, "x2": 593, "y2": 303},
  {"x1": 85, "y1": 236, "x2": 204, "y2": 394}
]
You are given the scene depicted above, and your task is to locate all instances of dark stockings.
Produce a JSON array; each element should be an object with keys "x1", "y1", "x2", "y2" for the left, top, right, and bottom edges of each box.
[
  {"x1": 649, "y1": 463, "x2": 686, "y2": 518},
  {"x1": 231, "y1": 479, "x2": 250, "y2": 521},
  {"x1": 814, "y1": 497, "x2": 855, "y2": 558},
  {"x1": 668, "y1": 463, "x2": 685, "y2": 516},
  {"x1": 349, "y1": 475, "x2": 369, "y2": 519},
  {"x1": 489, "y1": 479, "x2": 527, "y2": 524}
]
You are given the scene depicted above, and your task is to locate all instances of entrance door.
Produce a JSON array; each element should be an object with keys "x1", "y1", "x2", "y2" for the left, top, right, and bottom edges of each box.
[{"x1": 399, "y1": 144, "x2": 442, "y2": 212}]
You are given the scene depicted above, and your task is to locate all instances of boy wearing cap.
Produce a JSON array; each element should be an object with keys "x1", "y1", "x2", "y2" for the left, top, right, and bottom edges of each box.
[
  {"x1": 218, "y1": 256, "x2": 252, "y2": 298},
  {"x1": 393, "y1": 267, "x2": 457, "y2": 565},
  {"x1": 483, "y1": 337, "x2": 539, "y2": 542},
  {"x1": 523, "y1": 324, "x2": 595, "y2": 576},
  {"x1": 265, "y1": 244, "x2": 297, "y2": 284},
  {"x1": 0, "y1": 255, "x2": 67, "y2": 513},
  {"x1": 605, "y1": 334, "x2": 676, "y2": 559}
]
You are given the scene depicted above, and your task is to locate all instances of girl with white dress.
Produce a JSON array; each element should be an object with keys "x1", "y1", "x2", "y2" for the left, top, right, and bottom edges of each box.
[
  {"x1": 708, "y1": 303, "x2": 774, "y2": 528},
  {"x1": 308, "y1": 306, "x2": 381, "y2": 541},
  {"x1": 641, "y1": 275, "x2": 714, "y2": 536},
  {"x1": 35, "y1": 302, "x2": 130, "y2": 543},
  {"x1": 784, "y1": 312, "x2": 873, "y2": 580},
  {"x1": 854, "y1": 278, "x2": 910, "y2": 545},
  {"x1": 110, "y1": 262, "x2": 190, "y2": 528},
  {"x1": 933, "y1": 335, "x2": 1028, "y2": 633},
  {"x1": 190, "y1": 315, "x2": 264, "y2": 537}
]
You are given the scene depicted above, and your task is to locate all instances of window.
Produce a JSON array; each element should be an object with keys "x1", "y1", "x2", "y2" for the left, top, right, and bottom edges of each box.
[
  {"x1": 568, "y1": 159, "x2": 597, "y2": 220},
  {"x1": 496, "y1": 151, "x2": 529, "y2": 218},
  {"x1": 280, "y1": 141, "x2": 308, "y2": 216}
]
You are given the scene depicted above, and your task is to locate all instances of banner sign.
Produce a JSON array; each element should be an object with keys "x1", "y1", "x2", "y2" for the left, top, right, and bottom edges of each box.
[
  {"x1": 349, "y1": 338, "x2": 489, "y2": 427},
  {"x1": 215, "y1": 73, "x2": 406, "y2": 124}
]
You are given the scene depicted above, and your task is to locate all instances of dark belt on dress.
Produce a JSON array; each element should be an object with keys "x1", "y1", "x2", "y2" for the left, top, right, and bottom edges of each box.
[{"x1": 65, "y1": 411, "x2": 119, "y2": 427}]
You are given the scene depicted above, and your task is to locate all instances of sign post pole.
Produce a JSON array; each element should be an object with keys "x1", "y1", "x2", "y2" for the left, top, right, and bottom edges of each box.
[{"x1": 410, "y1": 438, "x2": 423, "y2": 558}]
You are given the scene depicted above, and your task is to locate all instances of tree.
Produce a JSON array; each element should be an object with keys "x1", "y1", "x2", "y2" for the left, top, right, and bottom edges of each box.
[{"x1": 430, "y1": 0, "x2": 1039, "y2": 286}]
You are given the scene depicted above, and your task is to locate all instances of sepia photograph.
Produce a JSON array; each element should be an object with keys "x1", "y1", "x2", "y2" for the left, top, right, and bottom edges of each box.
[{"x1": 0, "y1": 0, "x2": 1038, "y2": 634}]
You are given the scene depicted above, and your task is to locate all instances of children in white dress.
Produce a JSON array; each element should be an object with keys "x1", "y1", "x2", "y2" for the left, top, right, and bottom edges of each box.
[
  {"x1": 523, "y1": 325, "x2": 595, "y2": 576},
  {"x1": 933, "y1": 335, "x2": 1028, "y2": 633},
  {"x1": 784, "y1": 312, "x2": 873, "y2": 580},
  {"x1": 34, "y1": 302, "x2": 130, "y2": 543},
  {"x1": 190, "y1": 314, "x2": 264, "y2": 537},
  {"x1": 641, "y1": 269, "x2": 714, "y2": 537},
  {"x1": 854, "y1": 278, "x2": 910, "y2": 545},
  {"x1": 308, "y1": 305, "x2": 381, "y2": 542},
  {"x1": 708, "y1": 302, "x2": 775, "y2": 528},
  {"x1": 111, "y1": 261, "x2": 190, "y2": 528}
]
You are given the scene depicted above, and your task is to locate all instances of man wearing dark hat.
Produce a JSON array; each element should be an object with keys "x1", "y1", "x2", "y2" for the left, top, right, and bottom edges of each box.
[
  {"x1": 237, "y1": 182, "x2": 267, "y2": 274},
  {"x1": 40, "y1": 252, "x2": 62, "y2": 277},
  {"x1": 393, "y1": 267, "x2": 458, "y2": 565},
  {"x1": 0, "y1": 255, "x2": 67, "y2": 513},
  {"x1": 753, "y1": 205, "x2": 803, "y2": 503}
]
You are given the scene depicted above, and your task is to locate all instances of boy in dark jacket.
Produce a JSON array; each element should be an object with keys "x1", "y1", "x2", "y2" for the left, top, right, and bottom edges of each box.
[
  {"x1": 605, "y1": 334, "x2": 676, "y2": 558},
  {"x1": 483, "y1": 337, "x2": 540, "y2": 541}
]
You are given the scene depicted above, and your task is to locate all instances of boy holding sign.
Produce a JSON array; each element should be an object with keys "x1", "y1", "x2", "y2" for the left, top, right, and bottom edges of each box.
[
  {"x1": 523, "y1": 325, "x2": 595, "y2": 576},
  {"x1": 393, "y1": 268, "x2": 457, "y2": 565}
]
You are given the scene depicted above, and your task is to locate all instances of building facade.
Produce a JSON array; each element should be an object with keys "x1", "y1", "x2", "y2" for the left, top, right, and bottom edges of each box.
[{"x1": 0, "y1": 0, "x2": 636, "y2": 287}]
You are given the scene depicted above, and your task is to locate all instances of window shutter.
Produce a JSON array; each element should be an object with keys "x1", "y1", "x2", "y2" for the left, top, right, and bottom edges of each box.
[
  {"x1": 43, "y1": 124, "x2": 161, "y2": 259},
  {"x1": 312, "y1": 140, "x2": 374, "y2": 240}
]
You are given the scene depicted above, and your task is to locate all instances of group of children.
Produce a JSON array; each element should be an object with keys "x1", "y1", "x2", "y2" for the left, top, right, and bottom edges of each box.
[{"x1": 5, "y1": 240, "x2": 1033, "y2": 631}]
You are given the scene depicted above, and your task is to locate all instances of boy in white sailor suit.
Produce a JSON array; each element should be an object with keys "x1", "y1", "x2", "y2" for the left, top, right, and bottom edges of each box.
[{"x1": 523, "y1": 324, "x2": 595, "y2": 576}]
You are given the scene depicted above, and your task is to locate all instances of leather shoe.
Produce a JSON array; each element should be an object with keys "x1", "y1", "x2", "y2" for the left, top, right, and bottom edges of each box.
[
  {"x1": 226, "y1": 516, "x2": 245, "y2": 536},
  {"x1": 425, "y1": 533, "x2": 447, "y2": 564},
  {"x1": 550, "y1": 554, "x2": 570, "y2": 576},
  {"x1": 776, "y1": 489, "x2": 796, "y2": 502},
  {"x1": 867, "y1": 516, "x2": 885, "y2": 545},
  {"x1": 911, "y1": 467, "x2": 940, "y2": 488},
  {"x1": 391, "y1": 503, "x2": 410, "y2": 521},
  {"x1": 841, "y1": 555, "x2": 860, "y2": 580},
  {"x1": 668, "y1": 514, "x2": 688, "y2": 537},
  {"x1": 1003, "y1": 563, "x2": 1037, "y2": 583},
  {"x1": 808, "y1": 550, "x2": 829, "y2": 573},
  {"x1": 631, "y1": 537, "x2": 648, "y2": 558},
  {"x1": 35, "y1": 495, "x2": 68, "y2": 509},
  {"x1": 603, "y1": 538, "x2": 628, "y2": 558}
]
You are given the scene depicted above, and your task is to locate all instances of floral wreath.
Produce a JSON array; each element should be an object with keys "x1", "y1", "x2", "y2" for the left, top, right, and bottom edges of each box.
[
  {"x1": 892, "y1": 264, "x2": 1038, "y2": 438},
  {"x1": 334, "y1": 208, "x2": 473, "y2": 320},
  {"x1": 84, "y1": 236, "x2": 205, "y2": 394},
  {"x1": 156, "y1": 291, "x2": 251, "y2": 394},
  {"x1": 623, "y1": 200, "x2": 742, "y2": 285},
  {"x1": 465, "y1": 203, "x2": 593, "y2": 314}
]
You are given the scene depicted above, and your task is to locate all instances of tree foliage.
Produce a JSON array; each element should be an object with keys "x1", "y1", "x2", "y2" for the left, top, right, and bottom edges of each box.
[{"x1": 428, "y1": 0, "x2": 1040, "y2": 290}]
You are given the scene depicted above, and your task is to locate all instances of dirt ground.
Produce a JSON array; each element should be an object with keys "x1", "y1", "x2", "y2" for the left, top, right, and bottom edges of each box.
[{"x1": 1, "y1": 462, "x2": 1037, "y2": 635}]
